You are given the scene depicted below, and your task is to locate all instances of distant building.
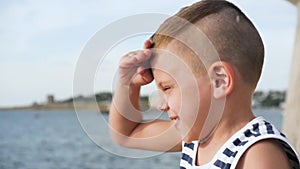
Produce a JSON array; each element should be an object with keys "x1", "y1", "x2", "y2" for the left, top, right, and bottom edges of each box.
[
  {"x1": 47, "y1": 95, "x2": 55, "y2": 104},
  {"x1": 252, "y1": 90, "x2": 286, "y2": 108}
]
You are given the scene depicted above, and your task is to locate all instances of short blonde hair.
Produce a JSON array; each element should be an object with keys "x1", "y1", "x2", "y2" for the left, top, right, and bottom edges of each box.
[{"x1": 150, "y1": 0, "x2": 264, "y2": 88}]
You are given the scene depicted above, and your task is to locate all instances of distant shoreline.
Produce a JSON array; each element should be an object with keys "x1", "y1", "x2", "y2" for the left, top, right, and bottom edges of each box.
[
  {"x1": 0, "y1": 102, "x2": 106, "y2": 112},
  {"x1": 0, "y1": 89, "x2": 285, "y2": 112},
  {"x1": 0, "y1": 100, "x2": 150, "y2": 113},
  {"x1": 0, "y1": 103, "x2": 283, "y2": 112}
]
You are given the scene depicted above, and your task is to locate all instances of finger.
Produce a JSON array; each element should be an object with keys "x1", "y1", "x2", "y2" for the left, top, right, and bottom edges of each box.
[
  {"x1": 136, "y1": 65, "x2": 151, "y2": 75},
  {"x1": 130, "y1": 50, "x2": 151, "y2": 65},
  {"x1": 143, "y1": 40, "x2": 151, "y2": 49},
  {"x1": 141, "y1": 69, "x2": 154, "y2": 83},
  {"x1": 137, "y1": 66, "x2": 145, "y2": 74},
  {"x1": 131, "y1": 69, "x2": 153, "y2": 85},
  {"x1": 120, "y1": 50, "x2": 151, "y2": 67}
]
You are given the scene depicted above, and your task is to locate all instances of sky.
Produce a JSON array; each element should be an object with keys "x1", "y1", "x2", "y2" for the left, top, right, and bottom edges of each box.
[{"x1": 0, "y1": 0, "x2": 298, "y2": 107}]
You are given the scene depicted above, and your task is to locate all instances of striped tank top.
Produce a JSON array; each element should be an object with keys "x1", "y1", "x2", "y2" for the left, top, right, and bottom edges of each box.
[{"x1": 180, "y1": 116, "x2": 300, "y2": 169}]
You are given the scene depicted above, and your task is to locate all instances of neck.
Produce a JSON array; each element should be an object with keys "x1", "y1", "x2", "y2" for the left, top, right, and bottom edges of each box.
[{"x1": 196, "y1": 92, "x2": 255, "y2": 165}]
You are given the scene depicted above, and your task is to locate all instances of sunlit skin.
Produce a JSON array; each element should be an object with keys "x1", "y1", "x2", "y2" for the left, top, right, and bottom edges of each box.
[
  {"x1": 150, "y1": 42, "x2": 212, "y2": 143},
  {"x1": 109, "y1": 40, "x2": 292, "y2": 168}
]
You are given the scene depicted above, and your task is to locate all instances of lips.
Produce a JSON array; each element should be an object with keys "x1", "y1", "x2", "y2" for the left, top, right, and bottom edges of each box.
[
  {"x1": 170, "y1": 116, "x2": 180, "y2": 129},
  {"x1": 169, "y1": 116, "x2": 179, "y2": 121}
]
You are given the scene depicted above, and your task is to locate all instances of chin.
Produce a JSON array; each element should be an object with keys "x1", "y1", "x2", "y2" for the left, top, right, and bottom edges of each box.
[
  {"x1": 180, "y1": 130, "x2": 201, "y2": 143},
  {"x1": 182, "y1": 136, "x2": 199, "y2": 143}
]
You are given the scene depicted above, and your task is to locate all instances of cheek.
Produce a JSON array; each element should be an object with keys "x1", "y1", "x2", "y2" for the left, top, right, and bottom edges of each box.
[
  {"x1": 166, "y1": 92, "x2": 181, "y2": 113},
  {"x1": 198, "y1": 86, "x2": 212, "y2": 113},
  {"x1": 181, "y1": 84, "x2": 212, "y2": 126},
  {"x1": 181, "y1": 89, "x2": 200, "y2": 118}
]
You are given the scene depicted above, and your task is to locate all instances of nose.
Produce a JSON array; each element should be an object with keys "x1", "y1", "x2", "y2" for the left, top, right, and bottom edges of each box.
[{"x1": 158, "y1": 102, "x2": 169, "y2": 112}]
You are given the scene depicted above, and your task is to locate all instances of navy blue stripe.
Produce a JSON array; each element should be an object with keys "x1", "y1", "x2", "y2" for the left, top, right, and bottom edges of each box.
[
  {"x1": 184, "y1": 142, "x2": 194, "y2": 150},
  {"x1": 244, "y1": 123, "x2": 261, "y2": 137},
  {"x1": 223, "y1": 148, "x2": 238, "y2": 158},
  {"x1": 214, "y1": 160, "x2": 231, "y2": 169},
  {"x1": 264, "y1": 121, "x2": 274, "y2": 134},
  {"x1": 233, "y1": 138, "x2": 248, "y2": 146},
  {"x1": 280, "y1": 132, "x2": 286, "y2": 137},
  {"x1": 181, "y1": 153, "x2": 193, "y2": 165},
  {"x1": 179, "y1": 167, "x2": 186, "y2": 169},
  {"x1": 253, "y1": 123, "x2": 259, "y2": 131}
]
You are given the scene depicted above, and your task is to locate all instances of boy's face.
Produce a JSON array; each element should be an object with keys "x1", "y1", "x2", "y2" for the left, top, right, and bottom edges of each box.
[{"x1": 151, "y1": 42, "x2": 212, "y2": 142}]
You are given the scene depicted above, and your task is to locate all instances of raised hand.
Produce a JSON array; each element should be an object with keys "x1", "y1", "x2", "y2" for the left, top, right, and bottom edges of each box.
[{"x1": 118, "y1": 40, "x2": 154, "y2": 86}]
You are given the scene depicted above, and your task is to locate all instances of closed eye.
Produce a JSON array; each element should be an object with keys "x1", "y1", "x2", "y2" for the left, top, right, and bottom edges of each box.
[
  {"x1": 162, "y1": 86, "x2": 171, "y2": 92},
  {"x1": 157, "y1": 82, "x2": 173, "y2": 92}
]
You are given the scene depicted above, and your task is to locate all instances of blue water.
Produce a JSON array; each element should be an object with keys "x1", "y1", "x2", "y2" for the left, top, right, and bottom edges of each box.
[{"x1": 0, "y1": 109, "x2": 282, "y2": 169}]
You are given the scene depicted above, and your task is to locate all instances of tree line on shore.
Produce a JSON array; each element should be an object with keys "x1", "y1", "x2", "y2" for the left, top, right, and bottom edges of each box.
[{"x1": 57, "y1": 90, "x2": 286, "y2": 109}]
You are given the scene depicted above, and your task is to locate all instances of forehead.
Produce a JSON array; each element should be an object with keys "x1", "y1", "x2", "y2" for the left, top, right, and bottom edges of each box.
[
  {"x1": 150, "y1": 42, "x2": 197, "y2": 84},
  {"x1": 151, "y1": 42, "x2": 190, "y2": 74}
]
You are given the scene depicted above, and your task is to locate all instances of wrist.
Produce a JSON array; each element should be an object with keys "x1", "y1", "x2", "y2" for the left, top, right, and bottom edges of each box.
[
  {"x1": 129, "y1": 84, "x2": 141, "y2": 100},
  {"x1": 129, "y1": 84, "x2": 141, "y2": 91}
]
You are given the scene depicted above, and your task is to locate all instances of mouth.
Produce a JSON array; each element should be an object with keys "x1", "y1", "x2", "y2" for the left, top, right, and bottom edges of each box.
[
  {"x1": 169, "y1": 116, "x2": 179, "y2": 121},
  {"x1": 169, "y1": 116, "x2": 180, "y2": 129}
]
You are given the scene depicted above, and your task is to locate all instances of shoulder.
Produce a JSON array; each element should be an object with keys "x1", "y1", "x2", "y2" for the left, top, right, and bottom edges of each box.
[{"x1": 236, "y1": 139, "x2": 291, "y2": 169}]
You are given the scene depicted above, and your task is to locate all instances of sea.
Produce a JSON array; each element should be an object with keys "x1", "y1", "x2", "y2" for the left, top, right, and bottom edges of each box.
[{"x1": 0, "y1": 109, "x2": 283, "y2": 169}]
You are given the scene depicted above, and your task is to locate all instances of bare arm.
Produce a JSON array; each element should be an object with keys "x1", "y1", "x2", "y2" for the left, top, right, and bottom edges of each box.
[
  {"x1": 109, "y1": 41, "x2": 181, "y2": 152},
  {"x1": 236, "y1": 139, "x2": 292, "y2": 169}
]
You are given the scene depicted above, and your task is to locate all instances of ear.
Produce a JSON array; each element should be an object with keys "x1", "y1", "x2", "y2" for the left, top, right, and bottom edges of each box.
[{"x1": 208, "y1": 61, "x2": 235, "y2": 99}]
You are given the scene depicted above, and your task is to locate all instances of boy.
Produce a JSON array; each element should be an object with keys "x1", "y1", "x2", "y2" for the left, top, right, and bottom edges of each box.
[{"x1": 109, "y1": 0, "x2": 300, "y2": 168}]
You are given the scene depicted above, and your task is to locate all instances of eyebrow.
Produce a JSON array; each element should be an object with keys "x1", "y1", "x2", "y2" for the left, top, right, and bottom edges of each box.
[
  {"x1": 157, "y1": 81, "x2": 171, "y2": 88},
  {"x1": 157, "y1": 82, "x2": 164, "y2": 88}
]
